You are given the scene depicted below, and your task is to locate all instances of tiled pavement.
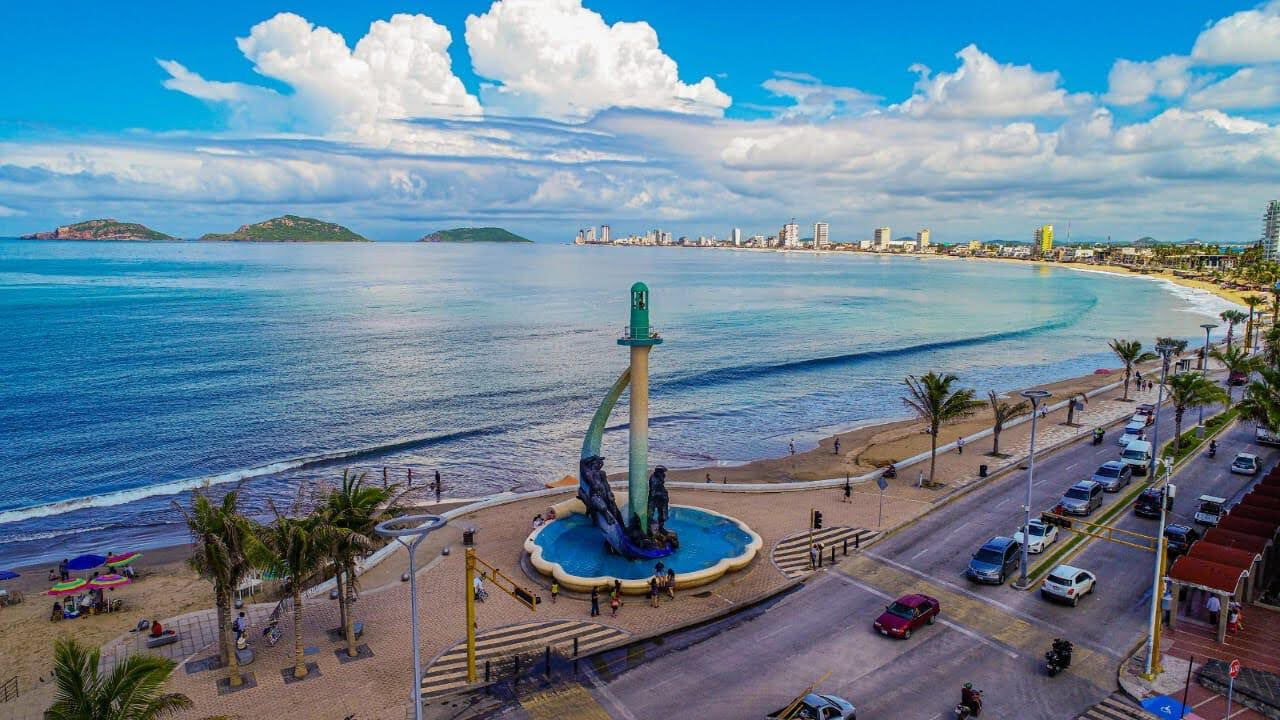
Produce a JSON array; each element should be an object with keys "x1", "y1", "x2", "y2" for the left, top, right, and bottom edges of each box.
[
  {"x1": 771, "y1": 526, "x2": 879, "y2": 578},
  {"x1": 518, "y1": 683, "x2": 611, "y2": 720},
  {"x1": 420, "y1": 620, "x2": 627, "y2": 697},
  {"x1": 1077, "y1": 692, "x2": 1159, "y2": 720}
]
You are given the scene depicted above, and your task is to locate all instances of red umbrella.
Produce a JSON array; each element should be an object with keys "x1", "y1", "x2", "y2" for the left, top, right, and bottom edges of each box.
[{"x1": 1094, "y1": 369, "x2": 1112, "y2": 375}]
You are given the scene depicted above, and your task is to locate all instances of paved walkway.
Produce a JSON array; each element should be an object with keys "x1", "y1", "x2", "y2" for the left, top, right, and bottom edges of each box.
[{"x1": 771, "y1": 526, "x2": 878, "y2": 578}]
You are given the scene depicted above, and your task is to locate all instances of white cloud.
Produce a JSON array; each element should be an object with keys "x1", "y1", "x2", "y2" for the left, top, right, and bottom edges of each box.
[
  {"x1": 894, "y1": 44, "x2": 1092, "y2": 118},
  {"x1": 1191, "y1": 1, "x2": 1280, "y2": 65},
  {"x1": 1103, "y1": 56, "x2": 1192, "y2": 105},
  {"x1": 161, "y1": 12, "x2": 479, "y2": 137},
  {"x1": 760, "y1": 72, "x2": 879, "y2": 119},
  {"x1": 464, "y1": 0, "x2": 730, "y2": 120},
  {"x1": 1186, "y1": 65, "x2": 1280, "y2": 109}
]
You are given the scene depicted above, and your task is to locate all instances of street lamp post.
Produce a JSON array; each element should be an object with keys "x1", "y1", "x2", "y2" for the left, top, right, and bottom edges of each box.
[
  {"x1": 1147, "y1": 340, "x2": 1180, "y2": 478},
  {"x1": 1198, "y1": 323, "x2": 1218, "y2": 437},
  {"x1": 376, "y1": 514, "x2": 447, "y2": 720},
  {"x1": 1144, "y1": 467, "x2": 1177, "y2": 679},
  {"x1": 1017, "y1": 389, "x2": 1051, "y2": 589}
]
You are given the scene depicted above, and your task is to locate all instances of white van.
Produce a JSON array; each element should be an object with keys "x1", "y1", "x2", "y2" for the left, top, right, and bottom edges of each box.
[
  {"x1": 1118, "y1": 420, "x2": 1146, "y2": 446},
  {"x1": 1120, "y1": 439, "x2": 1153, "y2": 476}
]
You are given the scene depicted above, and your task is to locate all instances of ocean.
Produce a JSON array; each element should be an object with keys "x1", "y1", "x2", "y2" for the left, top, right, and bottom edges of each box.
[{"x1": 0, "y1": 240, "x2": 1237, "y2": 568}]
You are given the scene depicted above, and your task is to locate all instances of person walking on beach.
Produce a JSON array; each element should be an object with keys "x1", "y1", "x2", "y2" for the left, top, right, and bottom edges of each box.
[
  {"x1": 705, "y1": 473, "x2": 711, "y2": 484},
  {"x1": 590, "y1": 586, "x2": 600, "y2": 617},
  {"x1": 58, "y1": 559, "x2": 69, "y2": 582},
  {"x1": 434, "y1": 470, "x2": 442, "y2": 503},
  {"x1": 834, "y1": 438, "x2": 841, "y2": 455},
  {"x1": 550, "y1": 580, "x2": 559, "y2": 604},
  {"x1": 789, "y1": 439, "x2": 795, "y2": 456},
  {"x1": 956, "y1": 436, "x2": 965, "y2": 455}
]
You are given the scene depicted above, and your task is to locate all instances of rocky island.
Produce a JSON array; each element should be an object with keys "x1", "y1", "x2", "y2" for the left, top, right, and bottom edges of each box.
[
  {"x1": 21, "y1": 219, "x2": 174, "y2": 241},
  {"x1": 200, "y1": 215, "x2": 369, "y2": 242},
  {"x1": 419, "y1": 227, "x2": 532, "y2": 243}
]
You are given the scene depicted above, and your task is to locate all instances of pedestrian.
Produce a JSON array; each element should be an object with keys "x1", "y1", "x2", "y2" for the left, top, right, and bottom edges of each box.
[
  {"x1": 809, "y1": 544, "x2": 818, "y2": 570},
  {"x1": 722, "y1": 476, "x2": 727, "y2": 484},
  {"x1": 1161, "y1": 586, "x2": 1172, "y2": 625},
  {"x1": 550, "y1": 580, "x2": 559, "y2": 604},
  {"x1": 58, "y1": 558, "x2": 69, "y2": 582},
  {"x1": 1039, "y1": 405, "x2": 1048, "y2": 419},
  {"x1": 590, "y1": 586, "x2": 600, "y2": 617},
  {"x1": 610, "y1": 590, "x2": 621, "y2": 617},
  {"x1": 834, "y1": 438, "x2": 841, "y2": 455},
  {"x1": 816, "y1": 542, "x2": 824, "y2": 568},
  {"x1": 789, "y1": 439, "x2": 795, "y2": 456},
  {"x1": 648, "y1": 577, "x2": 659, "y2": 607},
  {"x1": 843, "y1": 479, "x2": 852, "y2": 503},
  {"x1": 613, "y1": 579, "x2": 622, "y2": 598},
  {"x1": 705, "y1": 472, "x2": 711, "y2": 484},
  {"x1": 1136, "y1": 370, "x2": 1143, "y2": 385},
  {"x1": 917, "y1": 470, "x2": 925, "y2": 487},
  {"x1": 434, "y1": 469, "x2": 442, "y2": 503},
  {"x1": 666, "y1": 568, "x2": 676, "y2": 600},
  {"x1": 233, "y1": 611, "x2": 247, "y2": 642},
  {"x1": 956, "y1": 436, "x2": 965, "y2": 455},
  {"x1": 1205, "y1": 593, "x2": 1221, "y2": 626}
]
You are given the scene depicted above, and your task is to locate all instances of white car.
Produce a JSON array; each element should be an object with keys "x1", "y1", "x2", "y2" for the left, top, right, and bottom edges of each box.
[
  {"x1": 1040, "y1": 565, "x2": 1096, "y2": 607},
  {"x1": 1012, "y1": 519, "x2": 1059, "y2": 554},
  {"x1": 1231, "y1": 452, "x2": 1261, "y2": 476}
]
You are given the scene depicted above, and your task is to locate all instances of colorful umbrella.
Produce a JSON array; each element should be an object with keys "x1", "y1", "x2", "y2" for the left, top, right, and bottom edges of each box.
[
  {"x1": 0, "y1": 570, "x2": 18, "y2": 581},
  {"x1": 88, "y1": 574, "x2": 131, "y2": 590},
  {"x1": 66, "y1": 554, "x2": 106, "y2": 572},
  {"x1": 48, "y1": 578, "x2": 87, "y2": 596},
  {"x1": 106, "y1": 552, "x2": 141, "y2": 568},
  {"x1": 1094, "y1": 368, "x2": 1112, "y2": 375}
]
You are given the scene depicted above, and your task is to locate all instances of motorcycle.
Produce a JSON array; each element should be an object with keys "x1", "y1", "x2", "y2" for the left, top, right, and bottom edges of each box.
[
  {"x1": 1045, "y1": 638, "x2": 1073, "y2": 677},
  {"x1": 1092, "y1": 429, "x2": 1104, "y2": 446},
  {"x1": 954, "y1": 688, "x2": 982, "y2": 718},
  {"x1": 1208, "y1": 441, "x2": 1217, "y2": 458}
]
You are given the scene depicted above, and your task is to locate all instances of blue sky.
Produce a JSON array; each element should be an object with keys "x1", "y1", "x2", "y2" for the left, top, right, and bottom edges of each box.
[{"x1": 2, "y1": 1, "x2": 1278, "y2": 242}]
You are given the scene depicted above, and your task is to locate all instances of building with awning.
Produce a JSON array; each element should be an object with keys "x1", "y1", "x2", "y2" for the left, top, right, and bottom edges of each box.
[{"x1": 1166, "y1": 555, "x2": 1249, "y2": 642}]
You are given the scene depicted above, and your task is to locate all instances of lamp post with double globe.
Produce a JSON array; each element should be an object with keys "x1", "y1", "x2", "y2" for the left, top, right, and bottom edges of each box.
[
  {"x1": 376, "y1": 514, "x2": 446, "y2": 720},
  {"x1": 1016, "y1": 389, "x2": 1051, "y2": 589}
]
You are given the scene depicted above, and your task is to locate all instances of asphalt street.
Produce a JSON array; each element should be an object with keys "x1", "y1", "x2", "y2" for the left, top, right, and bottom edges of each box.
[{"x1": 572, "y1": 395, "x2": 1274, "y2": 719}]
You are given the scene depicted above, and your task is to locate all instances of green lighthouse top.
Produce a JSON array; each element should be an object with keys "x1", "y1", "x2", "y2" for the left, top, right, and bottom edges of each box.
[{"x1": 619, "y1": 281, "x2": 663, "y2": 346}]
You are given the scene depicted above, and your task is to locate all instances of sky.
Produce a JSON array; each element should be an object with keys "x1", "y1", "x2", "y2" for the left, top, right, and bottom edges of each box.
[{"x1": 2, "y1": 0, "x2": 1279, "y2": 243}]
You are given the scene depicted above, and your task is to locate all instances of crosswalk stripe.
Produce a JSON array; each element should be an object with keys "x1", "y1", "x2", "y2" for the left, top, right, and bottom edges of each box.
[
  {"x1": 772, "y1": 526, "x2": 879, "y2": 578},
  {"x1": 1076, "y1": 693, "x2": 1158, "y2": 719},
  {"x1": 428, "y1": 627, "x2": 620, "y2": 671}
]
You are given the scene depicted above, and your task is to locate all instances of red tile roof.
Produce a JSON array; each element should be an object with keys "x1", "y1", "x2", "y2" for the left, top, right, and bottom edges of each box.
[
  {"x1": 1167, "y1": 555, "x2": 1246, "y2": 595},
  {"x1": 1186, "y1": 541, "x2": 1259, "y2": 570},
  {"x1": 1216, "y1": 515, "x2": 1278, "y2": 539},
  {"x1": 1230, "y1": 505, "x2": 1280, "y2": 525},
  {"x1": 1239, "y1": 492, "x2": 1280, "y2": 511},
  {"x1": 1203, "y1": 527, "x2": 1270, "y2": 554}
]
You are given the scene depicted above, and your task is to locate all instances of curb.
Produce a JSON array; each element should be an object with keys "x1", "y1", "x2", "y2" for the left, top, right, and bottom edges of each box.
[{"x1": 1116, "y1": 636, "x2": 1154, "y2": 704}]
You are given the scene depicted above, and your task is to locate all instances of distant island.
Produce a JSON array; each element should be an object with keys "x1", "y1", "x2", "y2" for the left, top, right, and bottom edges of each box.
[
  {"x1": 200, "y1": 215, "x2": 369, "y2": 243},
  {"x1": 419, "y1": 227, "x2": 532, "y2": 243},
  {"x1": 21, "y1": 219, "x2": 174, "y2": 242}
]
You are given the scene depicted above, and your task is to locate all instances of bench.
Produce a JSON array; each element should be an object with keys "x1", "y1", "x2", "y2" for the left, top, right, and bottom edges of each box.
[{"x1": 146, "y1": 632, "x2": 179, "y2": 649}]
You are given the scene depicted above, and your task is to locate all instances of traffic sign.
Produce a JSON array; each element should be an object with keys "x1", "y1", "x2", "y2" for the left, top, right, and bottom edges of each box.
[
  {"x1": 1230, "y1": 659, "x2": 1240, "y2": 678},
  {"x1": 876, "y1": 474, "x2": 888, "y2": 491}
]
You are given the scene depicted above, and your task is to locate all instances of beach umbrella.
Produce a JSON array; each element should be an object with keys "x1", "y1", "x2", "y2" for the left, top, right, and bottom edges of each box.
[
  {"x1": 87, "y1": 573, "x2": 131, "y2": 590},
  {"x1": 106, "y1": 552, "x2": 141, "y2": 568},
  {"x1": 48, "y1": 578, "x2": 87, "y2": 596},
  {"x1": 0, "y1": 570, "x2": 18, "y2": 582},
  {"x1": 1094, "y1": 368, "x2": 1112, "y2": 375},
  {"x1": 65, "y1": 554, "x2": 106, "y2": 572}
]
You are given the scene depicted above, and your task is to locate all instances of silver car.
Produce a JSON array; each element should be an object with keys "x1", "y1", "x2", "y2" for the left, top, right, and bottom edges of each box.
[
  {"x1": 1091, "y1": 461, "x2": 1132, "y2": 492},
  {"x1": 1059, "y1": 480, "x2": 1104, "y2": 516}
]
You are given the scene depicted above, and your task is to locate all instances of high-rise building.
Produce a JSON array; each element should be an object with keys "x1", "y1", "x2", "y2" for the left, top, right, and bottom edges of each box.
[
  {"x1": 584, "y1": 227, "x2": 596, "y2": 244},
  {"x1": 600, "y1": 225, "x2": 611, "y2": 244},
  {"x1": 916, "y1": 229, "x2": 930, "y2": 248},
  {"x1": 813, "y1": 222, "x2": 829, "y2": 248},
  {"x1": 780, "y1": 221, "x2": 799, "y2": 248},
  {"x1": 1264, "y1": 200, "x2": 1280, "y2": 261},
  {"x1": 874, "y1": 227, "x2": 891, "y2": 248},
  {"x1": 731, "y1": 228, "x2": 742, "y2": 246},
  {"x1": 1035, "y1": 224, "x2": 1054, "y2": 255},
  {"x1": 575, "y1": 229, "x2": 585, "y2": 245}
]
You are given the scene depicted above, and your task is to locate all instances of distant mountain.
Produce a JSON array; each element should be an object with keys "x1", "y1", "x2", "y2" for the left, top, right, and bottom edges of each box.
[
  {"x1": 200, "y1": 215, "x2": 369, "y2": 242},
  {"x1": 419, "y1": 227, "x2": 532, "y2": 243},
  {"x1": 21, "y1": 218, "x2": 173, "y2": 242},
  {"x1": 1135, "y1": 236, "x2": 1158, "y2": 246}
]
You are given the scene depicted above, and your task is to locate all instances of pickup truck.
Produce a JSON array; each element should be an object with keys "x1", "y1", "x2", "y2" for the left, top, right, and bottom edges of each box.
[
  {"x1": 767, "y1": 693, "x2": 857, "y2": 720},
  {"x1": 1256, "y1": 425, "x2": 1280, "y2": 447}
]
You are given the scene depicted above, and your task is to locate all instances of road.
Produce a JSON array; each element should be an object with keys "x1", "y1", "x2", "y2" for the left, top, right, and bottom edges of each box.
[{"x1": 563, "y1": 398, "x2": 1274, "y2": 719}]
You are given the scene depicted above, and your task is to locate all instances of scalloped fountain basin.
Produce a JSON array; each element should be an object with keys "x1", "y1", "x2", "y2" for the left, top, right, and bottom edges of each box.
[{"x1": 527, "y1": 505, "x2": 760, "y2": 593}]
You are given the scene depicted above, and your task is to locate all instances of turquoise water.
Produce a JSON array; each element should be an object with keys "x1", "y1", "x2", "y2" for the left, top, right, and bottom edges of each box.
[
  {"x1": 532, "y1": 506, "x2": 754, "y2": 579},
  {"x1": 0, "y1": 240, "x2": 1235, "y2": 566}
]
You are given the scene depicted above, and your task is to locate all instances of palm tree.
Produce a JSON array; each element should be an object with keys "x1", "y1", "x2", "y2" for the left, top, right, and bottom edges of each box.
[
  {"x1": 259, "y1": 505, "x2": 326, "y2": 679},
  {"x1": 1242, "y1": 294, "x2": 1265, "y2": 351},
  {"x1": 174, "y1": 489, "x2": 256, "y2": 688},
  {"x1": 1238, "y1": 365, "x2": 1280, "y2": 431},
  {"x1": 1220, "y1": 309, "x2": 1248, "y2": 348},
  {"x1": 987, "y1": 390, "x2": 1029, "y2": 456},
  {"x1": 902, "y1": 372, "x2": 983, "y2": 487},
  {"x1": 1109, "y1": 339, "x2": 1157, "y2": 401},
  {"x1": 1211, "y1": 345, "x2": 1257, "y2": 404},
  {"x1": 45, "y1": 636, "x2": 192, "y2": 720},
  {"x1": 1165, "y1": 372, "x2": 1228, "y2": 455},
  {"x1": 323, "y1": 470, "x2": 396, "y2": 658},
  {"x1": 1263, "y1": 325, "x2": 1280, "y2": 369}
]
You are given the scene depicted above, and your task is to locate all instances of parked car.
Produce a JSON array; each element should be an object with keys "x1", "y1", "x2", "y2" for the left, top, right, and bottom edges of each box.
[
  {"x1": 1194, "y1": 495, "x2": 1227, "y2": 525},
  {"x1": 767, "y1": 693, "x2": 856, "y2": 720},
  {"x1": 1132, "y1": 411, "x2": 1154, "y2": 427},
  {"x1": 1231, "y1": 452, "x2": 1261, "y2": 475},
  {"x1": 1040, "y1": 564, "x2": 1096, "y2": 606},
  {"x1": 1013, "y1": 519, "x2": 1059, "y2": 554},
  {"x1": 1164, "y1": 524, "x2": 1201, "y2": 558},
  {"x1": 1134, "y1": 487, "x2": 1166, "y2": 518},
  {"x1": 1117, "y1": 420, "x2": 1147, "y2": 446},
  {"x1": 873, "y1": 593, "x2": 940, "y2": 639},
  {"x1": 1120, "y1": 440, "x2": 1153, "y2": 477},
  {"x1": 1091, "y1": 460, "x2": 1133, "y2": 492},
  {"x1": 1136, "y1": 403, "x2": 1155, "y2": 418},
  {"x1": 967, "y1": 536, "x2": 1021, "y2": 584},
  {"x1": 1229, "y1": 370, "x2": 1249, "y2": 386},
  {"x1": 1059, "y1": 481, "x2": 1104, "y2": 516},
  {"x1": 1256, "y1": 425, "x2": 1280, "y2": 447}
]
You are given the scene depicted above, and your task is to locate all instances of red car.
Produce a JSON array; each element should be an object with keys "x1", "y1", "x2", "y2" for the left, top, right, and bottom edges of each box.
[{"x1": 873, "y1": 593, "x2": 940, "y2": 639}]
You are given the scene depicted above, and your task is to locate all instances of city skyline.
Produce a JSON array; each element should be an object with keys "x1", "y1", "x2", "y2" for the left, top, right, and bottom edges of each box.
[{"x1": 2, "y1": 2, "x2": 1279, "y2": 244}]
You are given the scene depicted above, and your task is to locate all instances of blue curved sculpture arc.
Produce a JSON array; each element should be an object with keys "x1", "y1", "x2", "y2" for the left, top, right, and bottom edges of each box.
[{"x1": 578, "y1": 368, "x2": 673, "y2": 560}]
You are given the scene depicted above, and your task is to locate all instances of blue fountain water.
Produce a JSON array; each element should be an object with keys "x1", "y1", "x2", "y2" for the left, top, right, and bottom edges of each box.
[{"x1": 533, "y1": 506, "x2": 753, "y2": 579}]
